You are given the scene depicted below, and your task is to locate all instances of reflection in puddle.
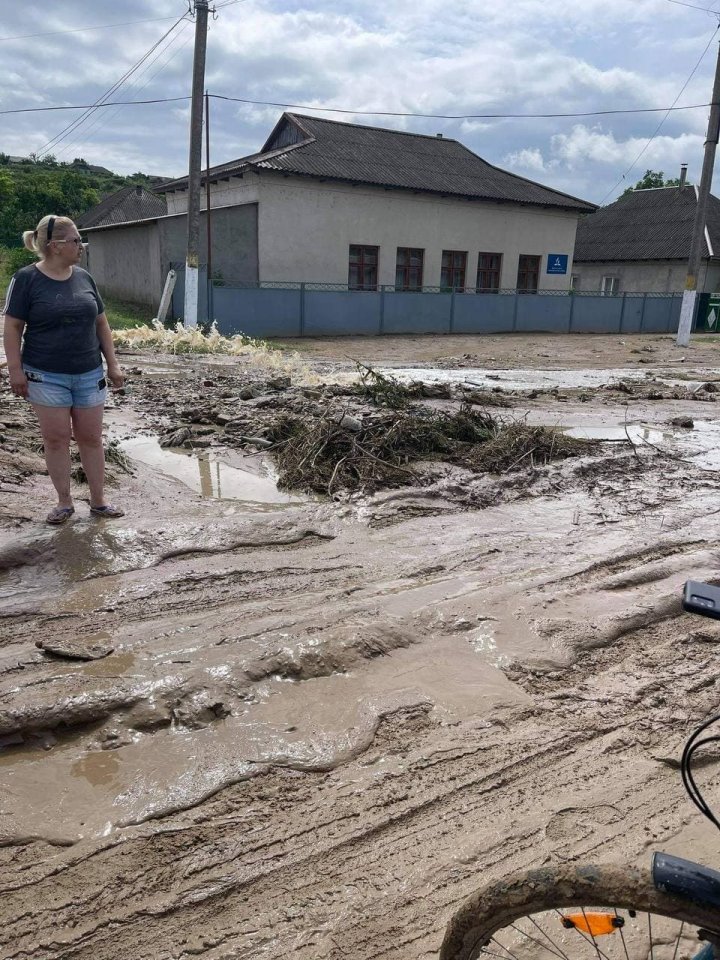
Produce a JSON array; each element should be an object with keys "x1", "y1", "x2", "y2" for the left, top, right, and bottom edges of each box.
[
  {"x1": 467, "y1": 623, "x2": 509, "y2": 667},
  {"x1": 565, "y1": 425, "x2": 669, "y2": 444},
  {"x1": 71, "y1": 750, "x2": 121, "y2": 787},
  {"x1": 119, "y1": 436, "x2": 302, "y2": 505},
  {"x1": 566, "y1": 420, "x2": 720, "y2": 471}
]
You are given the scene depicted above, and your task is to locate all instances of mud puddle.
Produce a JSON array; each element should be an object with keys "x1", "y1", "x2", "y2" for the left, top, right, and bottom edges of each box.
[
  {"x1": 118, "y1": 435, "x2": 304, "y2": 506},
  {"x1": 567, "y1": 419, "x2": 720, "y2": 470}
]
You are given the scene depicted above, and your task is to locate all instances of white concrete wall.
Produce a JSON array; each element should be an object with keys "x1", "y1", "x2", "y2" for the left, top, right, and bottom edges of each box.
[
  {"x1": 86, "y1": 222, "x2": 162, "y2": 307},
  {"x1": 166, "y1": 172, "x2": 580, "y2": 289},
  {"x1": 573, "y1": 259, "x2": 720, "y2": 294}
]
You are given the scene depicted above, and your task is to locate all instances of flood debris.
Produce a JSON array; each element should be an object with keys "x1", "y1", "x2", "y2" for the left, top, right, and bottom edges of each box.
[{"x1": 268, "y1": 404, "x2": 596, "y2": 495}]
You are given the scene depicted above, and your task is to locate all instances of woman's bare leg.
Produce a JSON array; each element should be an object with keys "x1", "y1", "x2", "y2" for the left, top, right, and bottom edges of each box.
[
  {"x1": 71, "y1": 404, "x2": 106, "y2": 507},
  {"x1": 32, "y1": 404, "x2": 73, "y2": 507}
]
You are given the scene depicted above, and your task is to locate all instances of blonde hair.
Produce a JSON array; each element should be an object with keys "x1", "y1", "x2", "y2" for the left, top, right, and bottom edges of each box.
[{"x1": 22, "y1": 215, "x2": 76, "y2": 258}]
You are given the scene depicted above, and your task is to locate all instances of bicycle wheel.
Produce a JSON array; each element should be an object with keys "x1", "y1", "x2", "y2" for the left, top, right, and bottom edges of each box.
[{"x1": 440, "y1": 863, "x2": 720, "y2": 960}]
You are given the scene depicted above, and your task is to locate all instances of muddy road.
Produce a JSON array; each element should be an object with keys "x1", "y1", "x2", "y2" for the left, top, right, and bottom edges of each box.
[{"x1": 1, "y1": 332, "x2": 720, "y2": 959}]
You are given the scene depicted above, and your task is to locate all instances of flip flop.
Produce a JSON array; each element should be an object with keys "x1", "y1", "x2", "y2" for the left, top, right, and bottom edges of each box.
[
  {"x1": 46, "y1": 506, "x2": 75, "y2": 525},
  {"x1": 89, "y1": 504, "x2": 125, "y2": 518}
]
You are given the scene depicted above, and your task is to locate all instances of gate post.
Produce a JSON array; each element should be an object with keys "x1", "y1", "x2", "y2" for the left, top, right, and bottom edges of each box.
[
  {"x1": 639, "y1": 293, "x2": 647, "y2": 334},
  {"x1": 299, "y1": 283, "x2": 306, "y2": 337},
  {"x1": 449, "y1": 288, "x2": 456, "y2": 334},
  {"x1": 379, "y1": 284, "x2": 386, "y2": 335},
  {"x1": 568, "y1": 291, "x2": 575, "y2": 333}
]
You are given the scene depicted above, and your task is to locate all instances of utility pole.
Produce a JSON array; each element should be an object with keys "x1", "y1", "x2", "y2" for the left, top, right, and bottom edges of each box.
[
  {"x1": 677, "y1": 41, "x2": 720, "y2": 347},
  {"x1": 205, "y1": 90, "x2": 213, "y2": 322},
  {"x1": 184, "y1": 0, "x2": 210, "y2": 329}
]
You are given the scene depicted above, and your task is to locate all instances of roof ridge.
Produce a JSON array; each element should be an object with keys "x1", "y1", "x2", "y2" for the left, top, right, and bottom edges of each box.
[{"x1": 286, "y1": 112, "x2": 460, "y2": 143}]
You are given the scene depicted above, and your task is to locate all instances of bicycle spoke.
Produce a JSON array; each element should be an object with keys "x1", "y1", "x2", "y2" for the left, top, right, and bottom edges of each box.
[
  {"x1": 468, "y1": 905, "x2": 702, "y2": 960},
  {"x1": 581, "y1": 907, "x2": 604, "y2": 960},
  {"x1": 508, "y1": 922, "x2": 570, "y2": 960},
  {"x1": 670, "y1": 922, "x2": 686, "y2": 960},
  {"x1": 614, "y1": 909, "x2": 631, "y2": 960},
  {"x1": 648, "y1": 913, "x2": 654, "y2": 960},
  {"x1": 528, "y1": 915, "x2": 573, "y2": 960}
]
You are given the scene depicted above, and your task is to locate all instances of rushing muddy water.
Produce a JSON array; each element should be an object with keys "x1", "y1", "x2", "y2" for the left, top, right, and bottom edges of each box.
[
  {"x1": 383, "y1": 365, "x2": 718, "y2": 390},
  {"x1": 2, "y1": 338, "x2": 720, "y2": 960}
]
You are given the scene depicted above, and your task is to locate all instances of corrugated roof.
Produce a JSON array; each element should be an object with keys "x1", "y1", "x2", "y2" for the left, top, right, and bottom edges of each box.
[
  {"x1": 574, "y1": 185, "x2": 720, "y2": 262},
  {"x1": 156, "y1": 112, "x2": 595, "y2": 213},
  {"x1": 76, "y1": 186, "x2": 167, "y2": 228}
]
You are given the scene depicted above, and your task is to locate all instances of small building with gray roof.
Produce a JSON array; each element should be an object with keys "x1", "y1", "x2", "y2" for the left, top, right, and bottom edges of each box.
[{"x1": 572, "y1": 177, "x2": 720, "y2": 295}]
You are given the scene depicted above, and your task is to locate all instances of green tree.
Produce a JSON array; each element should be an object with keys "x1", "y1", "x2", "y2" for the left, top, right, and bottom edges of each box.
[{"x1": 622, "y1": 169, "x2": 689, "y2": 195}]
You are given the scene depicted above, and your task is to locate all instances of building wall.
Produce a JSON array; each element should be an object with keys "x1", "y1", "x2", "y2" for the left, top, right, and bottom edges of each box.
[
  {"x1": 572, "y1": 259, "x2": 720, "y2": 294},
  {"x1": 157, "y1": 204, "x2": 259, "y2": 284},
  {"x1": 86, "y1": 222, "x2": 162, "y2": 307},
  {"x1": 165, "y1": 172, "x2": 580, "y2": 289},
  {"x1": 85, "y1": 204, "x2": 259, "y2": 308}
]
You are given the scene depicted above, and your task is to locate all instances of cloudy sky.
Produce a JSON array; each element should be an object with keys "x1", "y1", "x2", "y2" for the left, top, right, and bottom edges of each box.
[{"x1": 2, "y1": 0, "x2": 720, "y2": 204}]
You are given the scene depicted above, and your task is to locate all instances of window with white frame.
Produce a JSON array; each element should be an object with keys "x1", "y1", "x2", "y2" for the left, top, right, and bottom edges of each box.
[{"x1": 601, "y1": 276, "x2": 619, "y2": 296}]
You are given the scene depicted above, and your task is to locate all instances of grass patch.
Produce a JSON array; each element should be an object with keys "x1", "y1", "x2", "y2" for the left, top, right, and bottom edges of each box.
[{"x1": 104, "y1": 296, "x2": 154, "y2": 330}]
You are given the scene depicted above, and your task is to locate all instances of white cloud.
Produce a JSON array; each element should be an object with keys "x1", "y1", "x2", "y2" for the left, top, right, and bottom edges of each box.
[
  {"x1": 504, "y1": 148, "x2": 548, "y2": 173},
  {"x1": 1, "y1": 0, "x2": 718, "y2": 202}
]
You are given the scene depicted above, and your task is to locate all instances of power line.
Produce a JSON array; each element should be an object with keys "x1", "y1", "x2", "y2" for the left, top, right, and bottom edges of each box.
[
  {"x1": 0, "y1": 96, "x2": 713, "y2": 121},
  {"x1": 666, "y1": 0, "x2": 720, "y2": 13},
  {"x1": 37, "y1": 14, "x2": 190, "y2": 157},
  {"x1": 0, "y1": 97, "x2": 190, "y2": 116},
  {"x1": 0, "y1": 15, "x2": 189, "y2": 43},
  {"x1": 599, "y1": 25, "x2": 720, "y2": 204},
  {"x1": 55, "y1": 24, "x2": 195, "y2": 163},
  {"x1": 209, "y1": 95, "x2": 713, "y2": 120}
]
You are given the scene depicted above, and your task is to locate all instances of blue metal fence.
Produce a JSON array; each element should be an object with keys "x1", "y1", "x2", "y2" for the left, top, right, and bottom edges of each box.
[{"x1": 171, "y1": 268, "x2": 684, "y2": 338}]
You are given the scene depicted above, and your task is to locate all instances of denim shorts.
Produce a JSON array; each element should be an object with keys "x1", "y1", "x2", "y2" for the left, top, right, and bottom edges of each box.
[{"x1": 23, "y1": 364, "x2": 107, "y2": 408}]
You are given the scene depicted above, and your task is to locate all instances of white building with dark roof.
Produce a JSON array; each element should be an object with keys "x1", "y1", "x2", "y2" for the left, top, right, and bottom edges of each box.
[{"x1": 83, "y1": 112, "x2": 596, "y2": 308}]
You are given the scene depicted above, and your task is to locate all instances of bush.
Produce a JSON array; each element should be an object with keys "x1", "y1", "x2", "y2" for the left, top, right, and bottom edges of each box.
[{"x1": 6, "y1": 246, "x2": 36, "y2": 273}]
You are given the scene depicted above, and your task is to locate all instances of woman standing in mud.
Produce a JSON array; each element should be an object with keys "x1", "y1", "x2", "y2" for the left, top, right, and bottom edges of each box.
[{"x1": 3, "y1": 214, "x2": 126, "y2": 524}]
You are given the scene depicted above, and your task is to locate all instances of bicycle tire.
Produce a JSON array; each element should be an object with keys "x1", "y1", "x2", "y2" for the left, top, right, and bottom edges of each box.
[{"x1": 440, "y1": 862, "x2": 720, "y2": 960}]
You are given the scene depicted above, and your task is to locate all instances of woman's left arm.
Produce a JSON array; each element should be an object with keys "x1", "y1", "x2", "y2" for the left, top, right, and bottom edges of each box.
[{"x1": 96, "y1": 312, "x2": 125, "y2": 388}]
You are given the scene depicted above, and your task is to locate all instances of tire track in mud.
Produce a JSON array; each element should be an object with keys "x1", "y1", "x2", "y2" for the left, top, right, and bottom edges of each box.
[
  {"x1": 2, "y1": 625, "x2": 719, "y2": 960},
  {"x1": 3, "y1": 428, "x2": 720, "y2": 956}
]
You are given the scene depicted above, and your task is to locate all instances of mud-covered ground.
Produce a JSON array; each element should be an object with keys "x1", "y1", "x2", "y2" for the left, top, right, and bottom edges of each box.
[{"x1": 1, "y1": 332, "x2": 720, "y2": 960}]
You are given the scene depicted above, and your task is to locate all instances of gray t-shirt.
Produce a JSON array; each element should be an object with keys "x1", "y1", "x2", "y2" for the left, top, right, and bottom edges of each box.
[{"x1": 4, "y1": 264, "x2": 104, "y2": 374}]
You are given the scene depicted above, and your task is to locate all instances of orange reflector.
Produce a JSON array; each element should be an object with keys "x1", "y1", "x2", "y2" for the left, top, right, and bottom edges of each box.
[{"x1": 561, "y1": 913, "x2": 620, "y2": 936}]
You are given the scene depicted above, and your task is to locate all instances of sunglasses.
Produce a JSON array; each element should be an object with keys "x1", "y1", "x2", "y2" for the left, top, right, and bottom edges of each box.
[{"x1": 52, "y1": 237, "x2": 84, "y2": 246}]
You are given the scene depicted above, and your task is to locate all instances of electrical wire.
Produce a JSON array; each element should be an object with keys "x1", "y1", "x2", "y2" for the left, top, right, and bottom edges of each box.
[
  {"x1": 598, "y1": 24, "x2": 720, "y2": 205},
  {"x1": 1, "y1": 97, "x2": 713, "y2": 120},
  {"x1": 666, "y1": 0, "x2": 720, "y2": 12},
  {"x1": 0, "y1": 97, "x2": 190, "y2": 116},
  {"x1": 208, "y1": 95, "x2": 712, "y2": 120},
  {"x1": 0, "y1": 15, "x2": 188, "y2": 43},
  {"x1": 54, "y1": 23, "x2": 195, "y2": 163},
  {"x1": 36, "y1": 14, "x2": 190, "y2": 157}
]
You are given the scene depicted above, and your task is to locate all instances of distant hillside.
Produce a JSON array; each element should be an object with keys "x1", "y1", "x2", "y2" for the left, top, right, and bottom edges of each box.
[{"x1": 0, "y1": 154, "x2": 170, "y2": 247}]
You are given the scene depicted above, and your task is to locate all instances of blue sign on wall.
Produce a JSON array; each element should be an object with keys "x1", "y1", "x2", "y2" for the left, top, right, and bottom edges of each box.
[{"x1": 547, "y1": 254, "x2": 568, "y2": 274}]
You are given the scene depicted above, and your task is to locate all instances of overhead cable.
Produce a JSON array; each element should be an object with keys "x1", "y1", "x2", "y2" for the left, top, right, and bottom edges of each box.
[
  {"x1": 36, "y1": 14, "x2": 190, "y2": 157},
  {"x1": 2, "y1": 97, "x2": 712, "y2": 120},
  {"x1": 0, "y1": 15, "x2": 188, "y2": 43},
  {"x1": 55, "y1": 24, "x2": 195, "y2": 163},
  {"x1": 598, "y1": 24, "x2": 720, "y2": 204}
]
